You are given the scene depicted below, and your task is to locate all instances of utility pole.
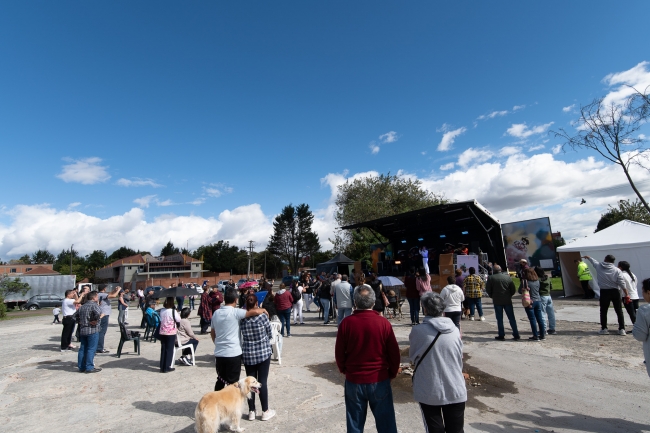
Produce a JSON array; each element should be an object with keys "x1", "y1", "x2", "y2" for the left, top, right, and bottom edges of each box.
[
  {"x1": 70, "y1": 244, "x2": 74, "y2": 276},
  {"x1": 247, "y1": 240, "x2": 254, "y2": 279},
  {"x1": 264, "y1": 252, "x2": 267, "y2": 279}
]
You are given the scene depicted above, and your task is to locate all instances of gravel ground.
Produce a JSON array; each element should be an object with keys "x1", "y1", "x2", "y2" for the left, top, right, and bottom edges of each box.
[{"x1": 0, "y1": 295, "x2": 649, "y2": 433}]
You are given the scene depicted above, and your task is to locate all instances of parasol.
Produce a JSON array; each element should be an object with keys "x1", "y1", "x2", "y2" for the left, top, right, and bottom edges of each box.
[
  {"x1": 153, "y1": 287, "x2": 200, "y2": 299},
  {"x1": 377, "y1": 276, "x2": 404, "y2": 287}
]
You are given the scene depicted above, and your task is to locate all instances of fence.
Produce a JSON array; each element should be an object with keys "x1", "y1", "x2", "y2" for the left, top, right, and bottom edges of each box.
[{"x1": 124, "y1": 273, "x2": 265, "y2": 291}]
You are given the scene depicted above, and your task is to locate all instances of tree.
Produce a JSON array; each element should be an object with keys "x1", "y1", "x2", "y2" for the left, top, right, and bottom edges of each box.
[
  {"x1": 31, "y1": 249, "x2": 55, "y2": 264},
  {"x1": 268, "y1": 204, "x2": 320, "y2": 275},
  {"x1": 0, "y1": 275, "x2": 30, "y2": 317},
  {"x1": 107, "y1": 246, "x2": 138, "y2": 262},
  {"x1": 160, "y1": 241, "x2": 180, "y2": 256},
  {"x1": 334, "y1": 173, "x2": 448, "y2": 260},
  {"x1": 595, "y1": 199, "x2": 650, "y2": 232},
  {"x1": 53, "y1": 248, "x2": 83, "y2": 273},
  {"x1": 85, "y1": 250, "x2": 108, "y2": 272},
  {"x1": 17, "y1": 254, "x2": 31, "y2": 264},
  {"x1": 554, "y1": 88, "x2": 650, "y2": 213},
  {"x1": 194, "y1": 241, "x2": 244, "y2": 273}
]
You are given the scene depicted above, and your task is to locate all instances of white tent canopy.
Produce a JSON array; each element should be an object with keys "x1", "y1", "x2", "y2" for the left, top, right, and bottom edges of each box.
[{"x1": 556, "y1": 220, "x2": 649, "y2": 297}]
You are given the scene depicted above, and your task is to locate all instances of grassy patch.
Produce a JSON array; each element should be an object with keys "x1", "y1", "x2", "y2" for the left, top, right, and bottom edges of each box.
[{"x1": 511, "y1": 276, "x2": 563, "y2": 291}]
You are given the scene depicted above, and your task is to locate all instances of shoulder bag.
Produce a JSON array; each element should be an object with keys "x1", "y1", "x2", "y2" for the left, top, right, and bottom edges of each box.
[
  {"x1": 412, "y1": 331, "x2": 441, "y2": 383},
  {"x1": 521, "y1": 279, "x2": 532, "y2": 308}
]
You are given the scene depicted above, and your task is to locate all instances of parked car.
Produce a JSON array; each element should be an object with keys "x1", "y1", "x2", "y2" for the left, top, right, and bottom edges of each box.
[
  {"x1": 22, "y1": 294, "x2": 64, "y2": 310},
  {"x1": 217, "y1": 280, "x2": 231, "y2": 292},
  {"x1": 281, "y1": 275, "x2": 299, "y2": 287}
]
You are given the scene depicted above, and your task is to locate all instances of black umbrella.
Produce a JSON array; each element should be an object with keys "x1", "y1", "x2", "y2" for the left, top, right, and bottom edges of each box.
[{"x1": 153, "y1": 287, "x2": 200, "y2": 299}]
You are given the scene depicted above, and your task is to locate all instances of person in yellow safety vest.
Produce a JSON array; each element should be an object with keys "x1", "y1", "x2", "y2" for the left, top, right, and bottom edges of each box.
[{"x1": 574, "y1": 258, "x2": 595, "y2": 299}]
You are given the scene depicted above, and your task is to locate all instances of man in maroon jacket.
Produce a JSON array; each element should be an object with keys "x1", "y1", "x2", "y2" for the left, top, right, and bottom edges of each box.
[{"x1": 335, "y1": 285, "x2": 400, "y2": 433}]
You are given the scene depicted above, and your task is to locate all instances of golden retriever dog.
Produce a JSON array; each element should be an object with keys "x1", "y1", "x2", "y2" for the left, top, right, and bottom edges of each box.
[{"x1": 195, "y1": 376, "x2": 262, "y2": 433}]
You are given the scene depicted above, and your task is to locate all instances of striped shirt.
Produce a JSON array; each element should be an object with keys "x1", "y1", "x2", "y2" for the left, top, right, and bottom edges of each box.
[{"x1": 463, "y1": 274, "x2": 484, "y2": 298}]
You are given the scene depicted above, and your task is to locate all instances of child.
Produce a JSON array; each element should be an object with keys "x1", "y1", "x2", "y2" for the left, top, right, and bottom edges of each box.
[{"x1": 52, "y1": 305, "x2": 61, "y2": 324}]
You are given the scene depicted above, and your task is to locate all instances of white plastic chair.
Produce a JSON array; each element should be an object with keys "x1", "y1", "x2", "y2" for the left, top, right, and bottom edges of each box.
[
  {"x1": 269, "y1": 320, "x2": 283, "y2": 365},
  {"x1": 171, "y1": 342, "x2": 196, "y2": 368}
]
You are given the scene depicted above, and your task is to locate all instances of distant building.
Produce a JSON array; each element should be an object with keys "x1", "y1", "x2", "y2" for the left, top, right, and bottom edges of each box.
[
  {"x1": 0, "y1": 263, "x2": 56, "y2": 276},
  {"x1": 94, "y1": 253, "x2": 206, "y2": 286}
]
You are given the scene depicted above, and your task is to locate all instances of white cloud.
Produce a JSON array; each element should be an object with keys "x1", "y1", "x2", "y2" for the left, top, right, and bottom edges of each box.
[
  {"x1": 188, "y1": 198, "x2": 206, "y2": 206},
  {"x1": 56, "y1": 157, "x2": 110, "y2": 185},
  {"x1": 134, "y1": 195, "x2": 157, "y2": 208},
  {"x1": 369, "y1": 143, "x2": 380, "y2": 154},
  {"x1": 204, "y1": 185, "x2": 233, "y2": 198},
  {"x1": 0, "y1": 204, "x2": 273, "y2": 257},
  {"x1": 499, "y1": 146, "x2": 521, "y2": 157},
  {"x1": 437, "y1": 126, "x2": 467, "y2": 151},
  {"x1": 379, "y1": 131, "x2": 399, "y2": 143},
  {"x1": 528, "y1": 144, "x2": 545, "y2": 151},
  {"x1": 457, "y1": 148, "x2": 494, "y2": 168},
  {"x1": 506, "y1": 122, "x2": 554, "y2": 139},
  {"x1": 562, "y1": 104, "x2": 575, "y2": 113},
  {"x1": 68, "y1": 202, "x2": 81, "y2": 209},
  {"x1": 421, "y1": 151, "x2": 427, "y2": 156},
  {"x1": 640, "y1": 134, "x2": 647, "y2": 141},
  {"x1": 116, "y1": 178, "x2": 162, "y2": 188},
  {"x1": 552, "y1": 144, "x2": 562, "y2": 155},
  {"x1": 157, "y1": 199, "x2": 174, "y2": 207},
  {"x1": 477, "y1": 110, "x2": 508, "y2": 121},
  {"x1": 512, "y1": 105, "x2": 525, "y2": 111},
  {"x1": 440, "y1": 162, "x2": 455, "y2": 171},
  {"x1": 602, "y1": 61, "x2": 650, "y2": 107}
]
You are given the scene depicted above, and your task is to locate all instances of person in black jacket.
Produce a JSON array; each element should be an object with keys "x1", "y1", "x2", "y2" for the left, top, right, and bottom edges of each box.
[{"x1": 485, "y1": 264, "x2": 520, "y2": 341}]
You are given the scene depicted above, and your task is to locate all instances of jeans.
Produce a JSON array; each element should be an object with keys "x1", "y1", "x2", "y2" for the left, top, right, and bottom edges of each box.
[
  {"x1": 159, "y1": 334, "x2": 176, "y2": 372},
  {"x1": 278, "y1": 308, "x2": 291, "y2": 336},
  {"x1": 320, "y1": 299, "x2": 331, "y2": 323},
  {"x1": 419, "y1": 401, "x2": 465, "y2": 433},
  {"x1": 525, "y1": 300, "x2": 546, "y2": 338},
  {"x1": 540, "y1": 295, "x2": 556, "y2": 331},
  {"x1": 407, "y1": 297, "x2": 420, "y2": 324},
  {"x1": 117, "y1": 308, "x2": 126, "y2": 324},
  {"x1": 467, "y1": 297, "x2": 483, "y2": 317},
  {"x1": 494, "y1": 304, "x2": 520, "y2": 338},
  {"x1": 215, "y1": 355, "x2": 242, "y2": 391},
  {"x1": 445, "y1": 311, "x2": 461, "y2": 329},
  {"x1": 61, "y1": 316, "x2": 76, "y2": 349},
  {"x1": 623, "y1": 298, "x2": 639, "y2": 324},
  {"x1": 337, "y1": 307, "x2": 353, "y2": 326},
  {"x1": 244, "y1": 356, "x2": 271, "y2": 413},
  {"x1": 345, "y1": 379, "x2": 398, "y2": 433},
  {"x1": 599, "y1": 288, "x2": 625, "y2": 330},
  {"x1": 78, "y1": 333, "x2": 99, "y2": 372},
  {"x1": 182, "y1": 338, "x2": 199, "y2": 358},
  {"x1": 97, "y1": 315, "x2": 110, "y2": 351},
  {"x1": 189, "y1": 297, "x2": 195, "y2": 310},
  {"x1": 176, "y1": 297, "x2": 184, "y2": 311},
  {"x1": 314, "y1": 296, "x2": 321, "y2": 310}
]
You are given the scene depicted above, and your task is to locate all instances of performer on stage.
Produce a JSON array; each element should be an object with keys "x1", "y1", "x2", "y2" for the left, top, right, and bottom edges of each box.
[{"x1": 419, "y1": 245, "x2": 430, "y2": 274}]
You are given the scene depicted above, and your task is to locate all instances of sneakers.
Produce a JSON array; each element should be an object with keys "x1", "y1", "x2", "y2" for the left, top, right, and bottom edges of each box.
[
  {"x1": 469, "y1": 317, "x2": 475, "y2": 321},
  {"x1": 547, "y1": 330, "x2": 557, "y2": 335},
  {"x1": 479, "y1": 316, "x2": 485, "y2": 321},
  {"x1": 86, "y1": 368, "x2": 102, "y2": 374},
  {"x1": 512, "y1": 336, "x2": 521, "y2": 341},
  {"x1": 261, "y1": 409, "x2": 276, "y2": 421},
  {"x1": 599, "y1": 329, "x2": 609, "y2": 335},
  {"x1": 494, "y1": 336, "x2": 505, "y2": 341},
  {"x1": 618, "y1": 329, "x2": 627, "y2": 336},
  {"x1": 179, "y1": 356, "x2": 191, "y2": 366},
  {"x1": 249, "y1": 411, "x2": 256, "y2": 421},
  {"x1": 98, "y1": 349, "x2": 110, "y2": 354},
  {"x1": 286, "y1": 334, "x2": 291, "y2": 338},
  {"x1": 528, "y1": 336, "x2": 540, "y2": 341}
]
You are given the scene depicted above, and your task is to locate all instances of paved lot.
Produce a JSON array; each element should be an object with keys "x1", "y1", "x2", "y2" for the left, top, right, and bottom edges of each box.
[{"x1": 1, "y1": 297, "x2": 649, "y2": 433}]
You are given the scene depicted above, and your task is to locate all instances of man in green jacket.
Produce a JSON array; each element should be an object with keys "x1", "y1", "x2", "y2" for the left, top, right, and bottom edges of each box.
[
  {"x1": 485, "y1": 264, "x2": 520, "y2": 341},
  {"x1": 574, "y1": 259, "x2": 595, "y2": 299}
]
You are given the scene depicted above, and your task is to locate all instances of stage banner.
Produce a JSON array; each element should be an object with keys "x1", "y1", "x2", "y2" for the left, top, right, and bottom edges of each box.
[
  {"x1": 502, "y1": 217, "x2": 556, "y2": 271},
  {"x1": 456, "y1": 255, "x2": 479, "y2": 277}
]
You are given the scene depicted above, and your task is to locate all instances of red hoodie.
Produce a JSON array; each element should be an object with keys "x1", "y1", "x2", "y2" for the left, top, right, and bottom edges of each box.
[
  {"x1": 274, "y1": 290, "x2": 293, "y2": 311},
  {"x1": 335, "y1": 309, "x2": 400, "y2": 384}
]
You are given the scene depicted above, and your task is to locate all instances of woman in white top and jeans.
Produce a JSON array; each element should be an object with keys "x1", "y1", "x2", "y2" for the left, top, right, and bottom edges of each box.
[
  {"x1": 618, "y1": 261, "x2": 639, "y2": 324},
  {"x1": 159, "y1": 297, "x2": 181, "y2": 373},
  {"x1": 440, "y1": 275, "x2": 465, "y2": 330}
]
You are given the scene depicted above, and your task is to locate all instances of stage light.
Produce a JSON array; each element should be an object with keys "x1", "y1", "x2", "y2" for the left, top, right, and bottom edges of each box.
[
  {"x1": 401, "y1": 240, "x2": 407, "y2": 244},
  {"x1": 440, "y1": 234, "x2": 446, "y2": 238},
  {"x1": 418, "y1": 238, "x2": 424, "y2": 241},
  {"x1": 461, "y1": 231, "x2": 469, "y2": 235},
  {"x1": 394, "y1": 260, "x2": 401, "y2": 264}
]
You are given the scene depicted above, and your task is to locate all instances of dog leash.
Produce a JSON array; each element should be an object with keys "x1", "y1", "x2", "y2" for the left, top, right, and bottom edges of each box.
[{"x1": 217, "y1": 376, "x2": 240, "y2": 388}]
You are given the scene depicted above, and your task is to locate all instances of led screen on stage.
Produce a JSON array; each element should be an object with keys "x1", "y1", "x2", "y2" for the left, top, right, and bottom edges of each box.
[{"x1": 502, "y1": 217, "x2": 556, "y2": 271}]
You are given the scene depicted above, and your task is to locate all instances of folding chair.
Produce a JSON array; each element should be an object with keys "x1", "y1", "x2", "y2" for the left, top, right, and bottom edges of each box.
[
  {"x1": 117, "y1": 322, "x2": 141, "y2": 358},
  {"x1": 269, "y1": 320, "x2": 283, "y2": 365},
  {"x1": 171, "y1": 342, "x2": 196, "y2": 368}
]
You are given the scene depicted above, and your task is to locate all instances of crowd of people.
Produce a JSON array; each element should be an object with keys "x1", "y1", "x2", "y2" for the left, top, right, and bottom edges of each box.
[{"x1": 54, "y1": 252, "x2": 650, "y2": 433}]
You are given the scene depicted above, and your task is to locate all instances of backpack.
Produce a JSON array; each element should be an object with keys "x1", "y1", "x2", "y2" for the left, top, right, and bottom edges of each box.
[{"x1": 291, "y1": 287, "x2": 302, "y2": 304}]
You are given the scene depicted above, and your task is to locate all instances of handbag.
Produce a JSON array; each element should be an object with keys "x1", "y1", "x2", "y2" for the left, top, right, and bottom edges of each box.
[
  {"x1": 521, "y1": 279, "x2": 532, "y2": 308},
  {"x1": 412, "y1": 331, "x2": 441, "y2": 383}
]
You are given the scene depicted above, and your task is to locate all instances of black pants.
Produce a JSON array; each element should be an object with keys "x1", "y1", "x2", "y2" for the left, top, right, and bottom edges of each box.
[
  {"x1": 581, "y1": 280, "x2": 595, "y2": 298},
  {"x1": 599, "y1": 288, "x2": 625, "y2": 330},
  {"x1": 419, "y1": 401, "x2": 465, "y2": 433},
  {"x1": 214, "y1": 355, "x2": 242, "y2": 391},
  {"x1": 159, "y1": 334, "x2": 176, "y2": 372},
  {"x1": 200, "y1": 317, "x2": 211, "y2": 334},
  {"x1": 245, "y1": 356, "x2": 271, "y2": 412},
  {"x1": 623, "y1": 298, "x2": 638, "y2": 324},
  {"x1": 182, "y1": 338, "x2": 199, "y2": 357},
  {"x1": 61, "y1": 316, "x2": 75, "y2": 349},
  {"x1": 445, "y1": 311, "x2": 461, "y2": 330}
]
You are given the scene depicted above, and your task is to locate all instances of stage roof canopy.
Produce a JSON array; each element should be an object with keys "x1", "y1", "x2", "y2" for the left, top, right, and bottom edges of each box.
[{"x1": 341, "y1": 200, "x2": 506, "y2": 267}]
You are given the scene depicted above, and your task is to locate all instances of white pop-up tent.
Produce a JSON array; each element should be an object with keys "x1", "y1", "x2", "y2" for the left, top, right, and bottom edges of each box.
[{"x1": 556, "y1": 220, "x2": 650, "y2": 297}]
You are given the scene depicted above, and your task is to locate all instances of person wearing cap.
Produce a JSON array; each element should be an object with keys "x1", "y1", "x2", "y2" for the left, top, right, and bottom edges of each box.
[
  {"x1": 517, "y1": 259, "x2": 529, "y2": 279},
  {"x1": 574, "y1": 258, "x2": 595, "y2": 299}
]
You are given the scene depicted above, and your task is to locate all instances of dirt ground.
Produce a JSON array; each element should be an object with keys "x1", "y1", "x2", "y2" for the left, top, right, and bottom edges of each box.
[{"x1": 1, "y1": 295, "x2": 649, "y2": 433}]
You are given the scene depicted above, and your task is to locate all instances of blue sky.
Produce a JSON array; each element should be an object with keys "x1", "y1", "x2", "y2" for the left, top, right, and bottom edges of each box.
[{"x1": 1, "y1": 1, "x2": 649, "y2": 258}]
